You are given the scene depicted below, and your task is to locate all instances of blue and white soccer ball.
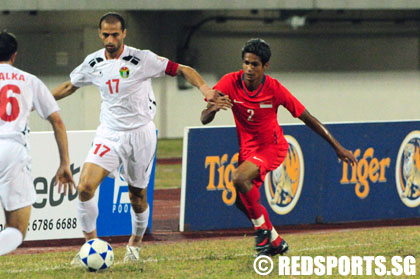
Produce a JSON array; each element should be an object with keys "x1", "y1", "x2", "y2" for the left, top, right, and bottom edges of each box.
[{"x1": 79, "y1": 238, "x2": 114, "y2": 272}]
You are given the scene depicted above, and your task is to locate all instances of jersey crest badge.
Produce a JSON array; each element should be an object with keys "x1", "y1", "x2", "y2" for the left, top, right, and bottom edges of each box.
[
  {"x1": 395, "y1": 131, "x2": 420, "y2": 207},
  {"x1": 120, "y1": 67, "x2": 129, "y2": 78}
]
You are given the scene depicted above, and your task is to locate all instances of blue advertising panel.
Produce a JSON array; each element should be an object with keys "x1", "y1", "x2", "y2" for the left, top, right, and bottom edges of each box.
[{"x1": 181, "y1": 121, "x2": 420, "y2": 231}]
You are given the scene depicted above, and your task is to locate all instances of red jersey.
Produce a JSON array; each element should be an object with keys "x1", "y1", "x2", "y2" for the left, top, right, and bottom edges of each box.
[{"x1": 214, "y1": 70, "x2": 305, "y2": 150}]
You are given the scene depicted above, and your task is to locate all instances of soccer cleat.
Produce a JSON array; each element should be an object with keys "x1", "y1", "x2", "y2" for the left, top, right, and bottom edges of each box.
[
  {"x1": 70, "y1": 251, "x2": 84, "y2": 267},
  {"x1": 258, "y1": 239, "x2": 289, "y2": 256},
  {"x1": 123, "y1": 245, "x2": 141, "y2": 263},
  {"x1": 254, "y1": 229, "x2": 271, "y2": 252}
]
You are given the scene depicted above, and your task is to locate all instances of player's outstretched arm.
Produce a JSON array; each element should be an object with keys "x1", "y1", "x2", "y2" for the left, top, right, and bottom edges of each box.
[
  {"x1": 298, "y1": 109, "x2": 357, "y2": 166},
  {"x1": 52, "y1": 80, "x2": 79, "y2": 101},
  {"x1": 201, "y1": 103, "x2": 218, "y2": 125},
  {"x1": 176, "y1": 64, "x2": 218, "y2": 102},
  {"x1": 47, "y1": 112, "x2": 76, "y2": 195},
  {"x1": 201, "y1": 93, "x2": 232, "y2": 125}
]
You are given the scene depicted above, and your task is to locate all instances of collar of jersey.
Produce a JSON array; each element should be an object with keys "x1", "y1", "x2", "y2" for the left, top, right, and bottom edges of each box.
[
  {"x1": 104, "y1": 44, "x2": 126, "y2": 60},
  {"x1": 240, "y1": 72, "x2": 266, "y2": 98}
]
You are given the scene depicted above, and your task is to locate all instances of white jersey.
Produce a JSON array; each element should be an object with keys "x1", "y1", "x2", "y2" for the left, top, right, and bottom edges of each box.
[
  {"x1": 0, "y1": 64, "x2": 59, "y2": 145},
  {"x1": 70, "y1": 45, "x2": 174, "y2": 131}
]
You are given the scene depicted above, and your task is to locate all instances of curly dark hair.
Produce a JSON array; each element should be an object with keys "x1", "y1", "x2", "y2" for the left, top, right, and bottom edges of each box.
[{"x1": 241, "y1": 38, "x2": 271, "y2": 65}]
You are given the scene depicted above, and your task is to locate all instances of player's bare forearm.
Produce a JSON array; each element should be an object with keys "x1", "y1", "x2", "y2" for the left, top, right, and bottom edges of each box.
[
  {"x1": 47, "y1": 112, "x2": 70, "y2": 166},
  {"x1": 52, "y1": 80, "x2": 79, "y2": 100},
  {"x1": 176, "y1": 65, "x2": 217, "y2": 101},
  {"x1": 299, "y1": 109, "x2": 357, "y2": 165},
  {"x1": 201, "y1": 95, "x2": 232, "y2": 125},
  {"x1": 201, "y1": 108, "x2": 217, "y2": 125},
  {"x1": 47, "y1": 112, "x2": 75, "y2": 193}
]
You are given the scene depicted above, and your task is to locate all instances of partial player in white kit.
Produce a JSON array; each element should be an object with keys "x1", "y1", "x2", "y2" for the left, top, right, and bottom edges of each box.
[
  {"x1": 52, "y1": 12, "x2": 220, "y2": 263},
  {"x1": 0, "y1": 31, "x2": 75, "y2": 256}
]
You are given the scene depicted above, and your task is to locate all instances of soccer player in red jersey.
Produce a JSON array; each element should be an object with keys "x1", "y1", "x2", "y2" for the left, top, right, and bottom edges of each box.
[{"x1": 201, "y1": 38, "x2": 357, "y2": 256}]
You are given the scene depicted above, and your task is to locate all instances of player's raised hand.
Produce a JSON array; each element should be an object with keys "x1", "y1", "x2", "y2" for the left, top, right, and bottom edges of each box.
[
  {"x1": 210, "y1": 91, "x2": 232, "y2": 111},
  {"x1": 54, "y1": 165, "x2": 76, "y2": 195},
  {"x1": 199, "y1": 84, "x2": 219, "y2": 102},
  {"x1": 336, "y1": 146, "x2": 358, "y2": 166}
]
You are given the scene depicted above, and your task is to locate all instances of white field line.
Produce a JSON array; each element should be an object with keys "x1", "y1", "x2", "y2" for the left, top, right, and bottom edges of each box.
[{"x1": 4, "y1": 242, "x2": 375, "y2": 274}]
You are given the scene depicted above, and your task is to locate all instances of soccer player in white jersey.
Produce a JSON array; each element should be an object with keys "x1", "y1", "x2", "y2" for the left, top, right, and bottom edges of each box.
[
  {"x1": 53, "y1": 12, "x2": 222, "y2": 263},
  {"x1": 0, "y1": 31, "x2": 75, "y2": 256}
]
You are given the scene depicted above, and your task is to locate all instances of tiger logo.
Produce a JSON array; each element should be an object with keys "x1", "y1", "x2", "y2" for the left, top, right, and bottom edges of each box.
[
  {"x1": 395, "y1": 131, "x2": 420, "y2": 207},
  {"x1": 264, "y1": 135, "x2": 304, "y2": 215}
]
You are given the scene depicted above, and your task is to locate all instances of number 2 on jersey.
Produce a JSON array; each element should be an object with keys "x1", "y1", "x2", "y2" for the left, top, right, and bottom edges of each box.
[
  {"x1": 247, "y1": 109, "x2": 254, "y2": 121},
  {"x1": 93, "y1": 144, "x2": 111, "y2": 157},
  {"x1": 106, "y1": 79, "x2": 120, "y2": 94},
  {"x1": 0, "y1": 84, "x2": 21, "y2": 122}
]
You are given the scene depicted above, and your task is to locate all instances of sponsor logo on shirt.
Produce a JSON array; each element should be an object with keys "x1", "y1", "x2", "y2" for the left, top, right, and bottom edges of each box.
[
  {"x1": 120, "y1": 67, "x2": 129, "y2": 78},
  {"x1": 253, "y1": 156, "x2": 264, "y2": 162},
  {"x1": 233, "y1": 99, "x2": 244, "y2": 104}
]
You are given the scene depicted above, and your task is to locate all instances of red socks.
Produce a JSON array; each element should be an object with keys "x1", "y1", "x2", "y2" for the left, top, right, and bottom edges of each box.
[
  {"x1": 238, "y1": 186, "x2": 262, "y2": 220},
  {"x1": 238, "y1": 185, "x2": 283, "y2": 246}
]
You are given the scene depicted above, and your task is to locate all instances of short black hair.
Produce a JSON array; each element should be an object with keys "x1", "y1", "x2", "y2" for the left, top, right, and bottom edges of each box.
[
  {"x1": 0, "y1": 31, "x2": 17, "y2": 62},
  {"x1": 99, "y1": 12, "x2": 126, "y2": 30},
  {"x1": 241, "y1": 38, "x2": 271, "y2": 65}
]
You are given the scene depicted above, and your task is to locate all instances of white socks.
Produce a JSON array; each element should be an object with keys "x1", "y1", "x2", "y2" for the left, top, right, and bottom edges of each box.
[
  {"x1": 78, "y1": 198, "x2": 98, "y2": 234},
  {"x1": 251, "y1": 214, "x2": 265, "y2": 228},
  {"x1": 270, "y1": 227, "x2": 279, "y2": 242},
  {"x1": 0, "y1": 227, "x2": 23, "y2": 256},
  {"x1": 131, "y1": 206, "x2": 149, "y2": 236}
]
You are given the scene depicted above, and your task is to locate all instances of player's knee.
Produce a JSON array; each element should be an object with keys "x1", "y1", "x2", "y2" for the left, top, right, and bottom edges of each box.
[
  {"x1": 233, "y1": 170, "x2": 254, "y2": 193},
  {"x1": 232, "y1": 169, "x2": 246, "y2": 187},
  {"x1": 78, "y1": 182, "x2": 96, "y2": 201}
]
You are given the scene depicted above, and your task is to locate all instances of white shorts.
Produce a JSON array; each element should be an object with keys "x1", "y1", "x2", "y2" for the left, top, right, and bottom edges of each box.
[
  {"x1": 85, "y1": 122, "x2": 157, "y2": 188},
  {"x1": 0, "y1": 139, "x2": 35, "y2": 211}
]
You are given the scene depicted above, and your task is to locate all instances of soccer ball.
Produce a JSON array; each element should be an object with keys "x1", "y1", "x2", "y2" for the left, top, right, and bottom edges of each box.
[{"x1": 79, "y1": 238, "x2": 114, "y2": 272}]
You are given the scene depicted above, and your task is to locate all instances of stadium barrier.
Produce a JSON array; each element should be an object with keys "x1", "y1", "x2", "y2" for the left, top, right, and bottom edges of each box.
[
  {"x1": 180, "y1": 121, "x2": 420, "y2": 231},
  {"x1": 0, "y1": 131, "x2": 156, "y2": 241}
]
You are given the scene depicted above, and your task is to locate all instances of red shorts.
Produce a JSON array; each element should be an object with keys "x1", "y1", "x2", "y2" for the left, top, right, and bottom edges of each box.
[{"x1": 239, "y1": 144, "x2": 288, "y2": 187}]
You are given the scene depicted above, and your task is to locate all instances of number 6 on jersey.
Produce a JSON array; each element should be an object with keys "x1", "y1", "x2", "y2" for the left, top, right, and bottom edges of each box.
[{"x1": 0, "y1": 84, "x2": 21, "y2": 122}]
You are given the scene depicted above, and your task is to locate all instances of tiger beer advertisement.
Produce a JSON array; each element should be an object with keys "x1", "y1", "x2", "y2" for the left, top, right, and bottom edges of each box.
[{"x1": 180, "y1": 121, "x2": 420, "y2": 231}]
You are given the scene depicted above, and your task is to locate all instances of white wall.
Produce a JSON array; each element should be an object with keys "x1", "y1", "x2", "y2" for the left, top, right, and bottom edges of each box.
[
  {"x1": 157, "y1": 71, "x2": 420, "y2": 138},
  {"x1": 3, "y1": 10, "x2": 418, "y2": 138},
  {"x1": 2, "y1": 0, "x2": 420, "y2": 11},
  {"x1": 34, "y1": 70, "x2": 419, "y2": 138}
]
